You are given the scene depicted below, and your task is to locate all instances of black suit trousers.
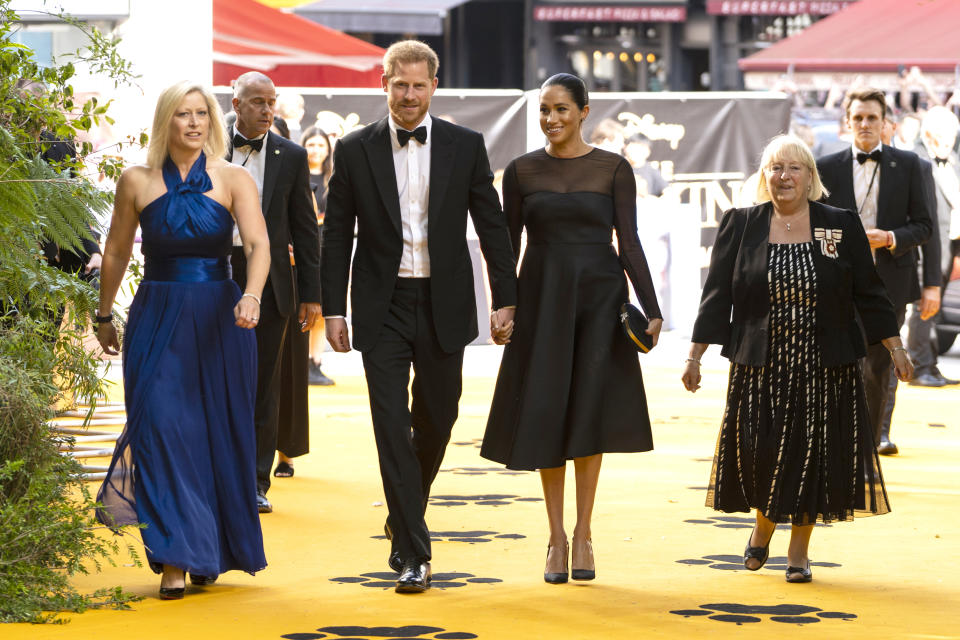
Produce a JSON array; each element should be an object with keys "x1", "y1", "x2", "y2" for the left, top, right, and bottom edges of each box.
[
  {"x1": 232, "y1": 247, "x2": 289, "y2": 494},
  {"x1": 361, "y1": 278, "x2": 464, "y2": 563},
  {"x1": 863, "y1": 305, "x2": 905, "y2": 445}
]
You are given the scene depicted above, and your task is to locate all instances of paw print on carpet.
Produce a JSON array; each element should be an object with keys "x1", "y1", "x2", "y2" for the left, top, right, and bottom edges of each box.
[
  {"x1": 683, "y1": 515, "x2": 831, "y2": 530},
  {"x1": 281, "y1": 626, "x2": 478, "y2": 639},
  {"x1": 429, "y1": 494, "x2": 543, "y2": 507},
  {"x1": 670, "y1": 603, "x2": 856, "y2": 625},
  {"x1": 676, "y1": 554, "x2": 840, "y2": 572},
  {"x1": 450, "y1": 438, "x2": 482, "y2": 449},
  {"x1": 372, "y1": 530, "x2": 525, "y2": 543},
  {"x1": 330, "y1": 572, "x2": 502, "y2": 590},
  {"x1": 440, "y1": 465, "x2": 527, "y2": 476}
]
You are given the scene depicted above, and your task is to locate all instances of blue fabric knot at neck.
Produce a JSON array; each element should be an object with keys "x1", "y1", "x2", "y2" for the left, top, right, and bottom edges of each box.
[{"x1": 159, "y1": 154, "x2": 217, "y2": 235}]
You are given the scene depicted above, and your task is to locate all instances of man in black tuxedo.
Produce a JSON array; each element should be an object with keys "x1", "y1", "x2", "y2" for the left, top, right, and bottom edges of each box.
[
  {"x1": 228, "y1": 72, "x2": 321, "y2": 513},
  {"x1": 817, "y1": 87, "x2": 933, "y2": 454},
  {"x1": 322, "y1": 41, "x2": 518, "y2": 593}
]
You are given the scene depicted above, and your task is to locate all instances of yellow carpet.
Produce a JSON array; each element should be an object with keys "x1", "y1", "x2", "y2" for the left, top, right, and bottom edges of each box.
[{"x1": 7, "y1": 345, "x2": 960, "y2": 639}]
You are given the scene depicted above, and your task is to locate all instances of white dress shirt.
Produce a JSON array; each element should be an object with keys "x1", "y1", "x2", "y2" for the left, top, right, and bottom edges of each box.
[
  {"x1": 851, "y1": 141, "x2": 895, "y2": 254},
  {"x1": 230, "y1": 126, "x2": 267, "y2": 246},
  {"x1": 388, "y1": 113, "x2": 432, "y2": 278}
]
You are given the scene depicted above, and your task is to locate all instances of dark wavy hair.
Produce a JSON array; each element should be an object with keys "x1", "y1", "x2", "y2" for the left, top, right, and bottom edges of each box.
[
  {"x1": 300, "y1": 125, "x2": 333, "y2": 185},
  {"x1": 541, "y1": 73, "x2": 588, "y2": 110}
]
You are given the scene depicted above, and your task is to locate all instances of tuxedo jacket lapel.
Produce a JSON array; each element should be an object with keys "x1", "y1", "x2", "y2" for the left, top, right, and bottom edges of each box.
[
  {"x1": 737, "y1": 202, "x2": 772, "y2": 296},
  {"x1": 428, "y1": 119, "x2": 455, "y2": 237},
  {"x1": 876, "y1": 144, "x2": 897, "y2": 226},
  {"x1": 834, "y1": 147, "x2": 856, "y2": 211},
  {"x1": 261, "y1": 131, "x2": 281, "y2": 214},
  {"x1": 362, "y1": 118, "x2": 402, "y2": 236}
]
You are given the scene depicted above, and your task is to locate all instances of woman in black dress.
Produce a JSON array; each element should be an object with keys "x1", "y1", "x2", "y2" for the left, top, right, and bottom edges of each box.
[
  {"x1": 481, "y1": 74, "x2": 663, "y2": 584},
  {"x1": 300, "y1": 125, "x2": 335, "y2": 387},
  {"x1": 681, "y1": 134, "x2": 912, "y2": 583}
]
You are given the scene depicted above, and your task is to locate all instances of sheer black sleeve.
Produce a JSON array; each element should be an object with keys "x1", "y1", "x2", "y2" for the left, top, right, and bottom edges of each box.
[
  {"x1": 612, "y1": 159, "x2": 662, "y2": 320},
  {"x1": 503, "y1": 160, "x2": 523, "y2": 262}
]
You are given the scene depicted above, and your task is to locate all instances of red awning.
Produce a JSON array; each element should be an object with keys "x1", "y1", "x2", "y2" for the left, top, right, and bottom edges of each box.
[
  {"x1": 213, "y1": 0, "x2": 385, "y2": 87},
  {"x1": 739, "y1": 0, "x2": 960, "y2": 73}
]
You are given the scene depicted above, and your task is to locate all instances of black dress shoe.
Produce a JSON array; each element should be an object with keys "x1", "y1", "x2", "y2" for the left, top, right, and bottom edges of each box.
[
  {"x1": 388, "y1": 550, "x2": 403, "y2": 574},
  {"x1": 395, "y1": 559, "x2": 431, "y2": 593},
  {"x1": 256, "y1": 491, "x2": 273, "y2": 514},
  {"x1": 158, "y1": 586, "x2": 185, "y2": 600},
  {"x1": 308, "y1": 361, "x2": 335, "y2": 386},
  {"x1": 877, "y1": 438, "x2": 899, "y2": 455},
  {"x1": 189, "y1": 573, "x2": 217, "y2": 586},
  {"x1": 909, "y1": 372, "x2": 948, "y2": 387}
]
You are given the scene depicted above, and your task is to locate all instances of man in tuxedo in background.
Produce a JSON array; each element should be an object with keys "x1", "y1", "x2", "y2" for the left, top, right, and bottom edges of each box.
[
  {"x1": 322, "y1": 41, "x2": 517, "y2": 593},
  {"x1": 228, "y1": 72, "x2": 321, "y2": 513},
  {"x1": 817, "y1": 87, "x2": 933, "y2": 454}
]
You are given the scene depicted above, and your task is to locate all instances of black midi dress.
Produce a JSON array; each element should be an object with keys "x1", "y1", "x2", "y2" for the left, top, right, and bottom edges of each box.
[
  {"x1": 708, "y1": 242, "x2": 891, "y2": 524},
  {"x1": 481, "y1": 148, "x2": 662, "y2": 470}
]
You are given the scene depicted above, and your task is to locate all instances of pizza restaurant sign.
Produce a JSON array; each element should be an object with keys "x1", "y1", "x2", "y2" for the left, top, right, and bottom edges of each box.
[
  {"x1": 706, "y1": 0, "x2": 854, "y2": 14},
  {"x1": 533, "y1": 5, "x2": 687, "y2": 21}
]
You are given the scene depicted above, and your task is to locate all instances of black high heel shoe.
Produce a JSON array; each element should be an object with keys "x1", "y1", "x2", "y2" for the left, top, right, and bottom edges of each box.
[
  {"x1": 785, "y1": 560, "x2": 813, "y2": 583},
  {"x1": 571, "y1": 537, "x2": 595, "y2": 581},
  {"x1": 189, "y1": 573, "x2": 217, "y2": 586},
  {"x1": 743, "y1": 527, "x2": 773, "y2": 571},
  {"x1": 544, "y1": 540, "x2": 569, "y2": 584}
]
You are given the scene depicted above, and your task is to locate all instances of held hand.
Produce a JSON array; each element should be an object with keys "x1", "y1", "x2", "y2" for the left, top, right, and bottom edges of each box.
[
  {"x1": 919, "y1": 286, "x2": 941, "y2": 321},
  {"x1": 234, "y1": 296, "x2": 260, "y2": 329},
  {"x1": 681, "y1": 360, "x2": 702, "y2": 393},
  {"x1": 96, "y1": 322, "x2": 120, "y2": 356},
  {"x1": 866, "y1": 229, "x2": 890, "y2": 249},
  {"x1": 646, "y1": 317, "x2": 663, "y2": 348},
  {"x1": 490, "y1": 307, "x2": 515, "y2": 345},
  {"x1": 298, "y1": 302, "x2": 323, "y2": 333},
  {"x1": 892, "y1": 349, "x2": 914, "y2": 382},
  {"x1": 326, "y1": 317, "x2": 351, "y2": 352}
]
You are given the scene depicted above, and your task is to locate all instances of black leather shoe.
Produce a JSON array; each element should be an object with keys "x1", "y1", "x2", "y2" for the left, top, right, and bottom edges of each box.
[
  {"x1": 189, "y1": 574, "x2": 217, "y2": 586},
  {"x1": 256, "y1": 491, "x2": 273, "y2": 514},
  {"x1": 388, "y1": 550, "x2": 403, "y2": 574},
  {"x1": 909, "y1": 372, "x2": 948, "y2": 387},
  {"x1": 158, "y1": 586, "x2": 184, "y2": 600},
  {"x1": 395, "y1": 559, "x2": 431, "y2": 593},
  {"x1": 877, "y1": 438, "x2": 899, "y2": 455},
  {"x1": 544, "y1": 541, "x2": 569, "y2": 584},
  {"x1": 743, "y1": 527, "x2": 773, "y2": 571},
  {"x1": 785, "y1": 561, "x2": 813, "y2": 583}
]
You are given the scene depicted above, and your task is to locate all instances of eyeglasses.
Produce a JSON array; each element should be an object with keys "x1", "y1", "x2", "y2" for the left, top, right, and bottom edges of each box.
[{"x1": 765, "y1": 164, "x2": 806, "y2": 176}]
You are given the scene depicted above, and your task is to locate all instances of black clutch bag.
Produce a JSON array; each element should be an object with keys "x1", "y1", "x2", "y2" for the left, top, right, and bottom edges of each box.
[{"x1": 619, "y1": 303, "x2": 653, "y2": 353}]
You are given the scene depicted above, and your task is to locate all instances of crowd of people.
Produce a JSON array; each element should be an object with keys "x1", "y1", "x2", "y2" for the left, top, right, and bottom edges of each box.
[{"x1": 66, "y1": 38, "x2": 955, "y2": 599}]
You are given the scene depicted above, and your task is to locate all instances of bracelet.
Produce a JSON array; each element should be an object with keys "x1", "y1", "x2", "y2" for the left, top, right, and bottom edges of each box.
[
  {"x1": 241, "y1": 293, "x2": 262, "y2": 305},
  {"x1": 95, "y1": 313, "x2": 113, "y2": 324},
  {"x1": 889, "y1": 346, "x2": 906, "y2": 356},
  {"x1": 685, "y1": 357, "x2": 701, "y2": 366}
]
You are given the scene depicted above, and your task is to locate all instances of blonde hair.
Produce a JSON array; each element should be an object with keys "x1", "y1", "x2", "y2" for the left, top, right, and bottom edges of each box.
[
  {"x1": 754, "y1": 134, "x2": 829, "y2": 203},
  {"x1": 383, "y1": 40, "x2": 439, "y2": 79},
  {"x1": 147, "y1": 81, "x2": 228, "y2": 169}
]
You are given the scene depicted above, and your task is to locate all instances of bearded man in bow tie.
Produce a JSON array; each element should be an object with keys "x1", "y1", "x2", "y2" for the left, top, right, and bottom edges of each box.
[
  {"x1": 228, "y1": 71, "x2": 322, "y2": 513},
  {"x1": 321, "y1": 41, "x2": 517, "y2": 593},
  {"x1": 817, "y1": 87, "x2": 933, "y2": 455}
]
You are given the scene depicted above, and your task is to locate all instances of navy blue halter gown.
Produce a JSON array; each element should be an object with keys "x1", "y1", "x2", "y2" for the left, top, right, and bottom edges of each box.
[{"x1": 97, "y1": 154, "x2": 266, "y2": 578}]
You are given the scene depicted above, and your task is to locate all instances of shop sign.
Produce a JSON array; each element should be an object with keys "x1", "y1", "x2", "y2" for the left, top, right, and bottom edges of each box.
[
  {"x1": 706, "y1": 1, "x2": 854, "y2": 15},
  {"x1": 533, "y1": 5, "x2": 687, "y2": 21}
]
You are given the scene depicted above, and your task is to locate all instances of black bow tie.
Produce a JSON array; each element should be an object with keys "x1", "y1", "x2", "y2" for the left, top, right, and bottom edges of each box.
[
  {"x1": 935, "y1": 156, "x2": 949, "y2": 166},
  {"x1": 397, "y1": 126, "x2": 427, "y2": 147},
  {"x1": 233, "y1": 133, "x2": 263, "y2": 153},
  {"x1": 856, "y1": 149, "x2": 882, "y2": 164}
]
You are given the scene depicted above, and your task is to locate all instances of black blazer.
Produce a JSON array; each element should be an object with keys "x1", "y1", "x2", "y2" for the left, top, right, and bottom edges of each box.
[
  {"x1": 817, "y1": 145, "x2": 933, "y2": 307},
  {"x1": 321, "y1": 116, "x2": 518, "y2": 353},
  {"x1": 40, "y1": 134, "x2": 101, "y2": 273},
  {"x1": 228, "y1": 130, "x2": 321, "y2": 315},
  {"x1": 692, "y1": 201, "x2": 899, "y2": 367}
]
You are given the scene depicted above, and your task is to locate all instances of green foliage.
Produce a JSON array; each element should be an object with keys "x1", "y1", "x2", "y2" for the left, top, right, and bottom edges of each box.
[{"x1": 0, "y1": 0, "x2": 144, "y2": 623}]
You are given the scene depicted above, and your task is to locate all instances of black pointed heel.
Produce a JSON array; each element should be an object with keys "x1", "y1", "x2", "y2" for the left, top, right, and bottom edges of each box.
[
  {"x1": 159, "y1": 587, "x2": 184, "y2": 600},
  {"x1": 571, "y1": 537, "x2": 595, "y2": 581},
  {"x1": 544, "y1": 541, "x2": 569, "y2": 584}
]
